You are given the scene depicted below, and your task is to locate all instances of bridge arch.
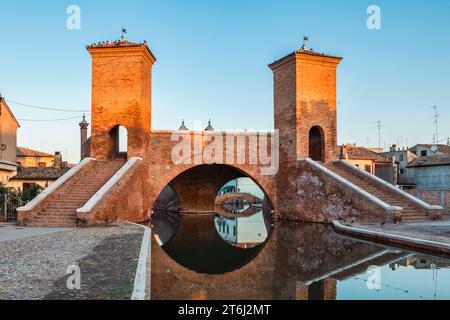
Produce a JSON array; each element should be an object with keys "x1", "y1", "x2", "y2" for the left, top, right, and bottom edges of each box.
[{"x1": 152, "y1": 164, "x2": 274, "y2": 213}]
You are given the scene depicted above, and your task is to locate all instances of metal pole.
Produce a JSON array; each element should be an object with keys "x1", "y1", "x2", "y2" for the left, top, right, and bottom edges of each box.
[{"x1": 4, "y1": 194, "x2": 7, "y2": 221}]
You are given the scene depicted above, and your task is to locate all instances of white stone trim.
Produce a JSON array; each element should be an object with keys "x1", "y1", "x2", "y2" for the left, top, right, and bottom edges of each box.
[
  {"x1": 333, "y1": 220, "x2": 450, "y2": 251},
  {"x1": 303, "y1": 158, "x2": 402, "y2": 212},
  {"x1": 339, "y1": 160, "x2": 443, "y2": 210},
  {"x1": 125, "y1": 222, "x2": 152, "y2": 300},
  {"x1": 17, "y1": 158, "x2": 94, "y2": 212},
  {"x1": 76, "y1": 157, "x2": 142, "y2": 214}
]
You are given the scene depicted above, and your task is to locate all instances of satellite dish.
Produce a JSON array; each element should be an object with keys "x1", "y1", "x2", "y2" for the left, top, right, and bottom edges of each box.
[{"x1": 431, "y1": 145, "x2": 438, "y2": 152}]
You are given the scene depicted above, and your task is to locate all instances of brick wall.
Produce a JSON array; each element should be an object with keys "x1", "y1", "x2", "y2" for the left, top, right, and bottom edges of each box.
[
  {"x1": 270, "y1": 51, "x2": 341, "y2": 164},
  {"x1": 77, "y1": 160, "x2": 151, "y2": 226},
  {"x1": 88, "y1": 44, "x2": 155, "y2": 161},
  {"x1": 407, "y1": 189, "x2": 450, "y2": 216},
  {"x1": 275, "y1": 160, "x2": 394, "y2": 223}
]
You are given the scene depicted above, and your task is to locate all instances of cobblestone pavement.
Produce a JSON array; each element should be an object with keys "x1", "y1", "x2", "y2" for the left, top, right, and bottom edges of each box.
[
  {"x1": 355, "y1": 218, "x2": 450, "y2": 245},
  {"x1": 0, "y1": 223, "x2": 144, "y2": 300}
]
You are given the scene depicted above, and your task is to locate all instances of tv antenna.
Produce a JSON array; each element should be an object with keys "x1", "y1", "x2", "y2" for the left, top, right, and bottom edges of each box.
[
  {"x1": 431, "y1": 106, "x2": 439, "y2": 145},
  {"x1": 373, "y1": 120, "x2": 382, "y2": 150}
]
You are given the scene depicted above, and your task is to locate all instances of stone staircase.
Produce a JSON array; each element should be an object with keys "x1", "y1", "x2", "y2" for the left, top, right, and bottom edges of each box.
[
  {"x1": 323, "y1": 161, "x2": 436, "y2": 222},
  {"x1": 23, "y1": 160, "x2": 125, "y2": 227}
]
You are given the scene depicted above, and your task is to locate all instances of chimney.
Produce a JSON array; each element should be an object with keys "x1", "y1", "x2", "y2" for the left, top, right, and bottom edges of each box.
[
  {"x1": 54, "y1": 151, "x2": 62, "y2": 168},
  {"x1": 339, "y1": 145, "x2": 345, "y2": 160},
  {"x1": 390, "y1": 144, "x2": 397, "y2": 152},
  {"x1": 340, "y1": 145, "x2": 349, "y2": 160}
]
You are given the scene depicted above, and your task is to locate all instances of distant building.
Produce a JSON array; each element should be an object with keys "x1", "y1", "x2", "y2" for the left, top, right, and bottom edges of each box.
[
  {"x1": 215, "y1": 216, "x2": 237, "y2": 243},
  {"x1": 9, "y1": 151, "x2": 71, "y2": 191},
  {"x1": 407, "y1": 155, "x2": 450, "y2": 190},
  {"x1": 380, "y1": 145, "x2": 418, "y2": 187},
  {"x1": 214, "y1": 212, "x2": 268, "y2": 247},
  {"x1": 9, "y1": 166, "x2": 71, "y2": 191},
  {"x1": 407, "y1": 155, "x2": 450, "y2": 215},
  {"x1": 338, "y1": 144, "x2": 394, "y2": 182},
  {"x1": 410, "y1": 144, "x2": 450, "y2": 157},
  {"x1": 16, "y1": 147, "x2": 55, "y2": 167},
  {"x1": 0, "y1": 96, "x2": 20, "y2": 184}
]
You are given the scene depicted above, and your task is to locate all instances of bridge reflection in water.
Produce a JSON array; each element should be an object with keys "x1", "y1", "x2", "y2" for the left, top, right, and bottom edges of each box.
[{"x1": 150, "y1": 208, "x2": 450, "y2": 300}]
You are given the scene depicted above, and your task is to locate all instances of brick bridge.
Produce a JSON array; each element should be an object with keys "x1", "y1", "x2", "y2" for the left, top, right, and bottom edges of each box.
[
  {"x1": 17, "y1": 37, "x2": 442, "y2": 227},
  {"x1": 214, "y1": 192, "x2": 263, "y2": 206}
]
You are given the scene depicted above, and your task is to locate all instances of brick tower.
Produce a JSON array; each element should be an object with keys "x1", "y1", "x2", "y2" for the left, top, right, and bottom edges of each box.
[
  {"x1": 269, "y1": 45, "x2": 342, "y2": 164},
  {"x1": 269, "y1": 45, "x2": 342, "y2": 218},
  {"x1": 87, "y1": 37, "x2": 156, "y2": 161}
]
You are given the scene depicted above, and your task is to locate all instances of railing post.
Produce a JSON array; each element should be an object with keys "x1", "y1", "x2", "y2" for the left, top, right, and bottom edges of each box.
[{"x1": 4, "y1": 194, "x2": 7, "y2": 221}]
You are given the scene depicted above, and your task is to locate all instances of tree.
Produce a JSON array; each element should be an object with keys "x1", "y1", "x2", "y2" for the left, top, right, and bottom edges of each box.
[
  {"x1": 21, "y1": 184, "x2": 44, "y2": 203},
  {"x1": 0, "y1": 182, "x2": 7, "y2": 194}
]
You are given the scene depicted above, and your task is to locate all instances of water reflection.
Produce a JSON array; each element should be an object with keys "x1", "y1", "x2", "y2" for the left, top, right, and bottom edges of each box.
[
  {"x1": 221, "y1": 202, "x2": 251, "y2": 214},
  {"x1": 151, "y1": 208, "x2": 272, "y2": 274},
  {"x1": 150, "y1": 210, "x2": 450, "y2": 300}
]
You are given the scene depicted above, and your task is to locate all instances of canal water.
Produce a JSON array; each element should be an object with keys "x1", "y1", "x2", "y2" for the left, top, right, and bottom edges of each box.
[{"x1": 149, "y1": 208, "x2": 450, "y2": 300}]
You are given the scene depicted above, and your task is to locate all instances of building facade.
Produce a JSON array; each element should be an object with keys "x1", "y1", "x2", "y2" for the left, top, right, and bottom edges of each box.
[
  {"x1": 380, "y1": 145, "x2": 418, "y2": 187},
  {"x1": 339, "y1": 144, "x2": 394, "y2": 182},
  {"x1": 407, "y1": 156, "x2": 450, "y2": 215},
  {"x1": 410, "y1": 144, "x2": 450, "y2": 157},
  {"x1": 0, "y1": 96, "x2": 20, "y2": 184},
  {"x1": 8, "y1": 166, "x2": 71, "y2": 191},
  {"x1": 16, "y1": 147, "x2": 56, "y2": 167},
  {"x1": 10, "y1": 151, "x2": 70, "y2": 191}
]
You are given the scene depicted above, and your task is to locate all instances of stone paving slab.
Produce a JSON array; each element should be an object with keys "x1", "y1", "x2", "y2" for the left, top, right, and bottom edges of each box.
[
  {"x1": 0, "y1": 223, "x2": 70, "y2": 242},
  {"x1": 354, "y1": 220, "x2": 450, "y2": 246},
  {"x1": 0, "y1": 222, "x2": 144, "y2": 300},
  {"x1": 333, "y1": 220, "x2": 450, "y2": 258}
]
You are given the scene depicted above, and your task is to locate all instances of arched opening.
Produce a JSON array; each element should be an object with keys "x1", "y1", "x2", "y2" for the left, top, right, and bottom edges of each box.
[
  {"x1": 150, "y1": 164, "x2": 274, "y2": 274},
  {"x1": 309, "y1": 126, "x2": 325, "y2": 162},
  {"x1": 154, "y1": 164, "x2": 273, "y2": 213},
  {"x1": 108, "y1": 125, "x2": 128, "y2": 159}
]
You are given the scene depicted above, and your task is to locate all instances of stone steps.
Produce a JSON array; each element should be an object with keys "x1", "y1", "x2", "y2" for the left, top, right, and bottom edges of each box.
[
  {"x1": 324, "y1": 162, "x2": 430, "y2": 222},
  {"x1": 26, "y1": 159, "x2": 126, "y2": 227}
]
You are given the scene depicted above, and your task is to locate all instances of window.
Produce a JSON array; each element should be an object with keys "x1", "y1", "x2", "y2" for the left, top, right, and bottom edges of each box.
[
  {"x1": 399, "y1": 154, "x2": 404, "y2": 161},
  {"x1": 400, "y1": 169, "x2": 405, "y2": 174},
  {"x1": 365, "y1": 165, "x2": 371, "y2": 173},
  {"x1": 421, "y1": 150, "x2": 427, "y2": 157},
  {"x1": 22, "y1": 183, "x2": 37, "y2": 191},
  {"x1": 38, "y1": 162, "x2": 47, "y2": 167}
]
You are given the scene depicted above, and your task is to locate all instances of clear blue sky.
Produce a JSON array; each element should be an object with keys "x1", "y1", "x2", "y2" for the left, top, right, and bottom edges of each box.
[{"x1": 1, "y1": 0, "x2": 449, "y2": 162}]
